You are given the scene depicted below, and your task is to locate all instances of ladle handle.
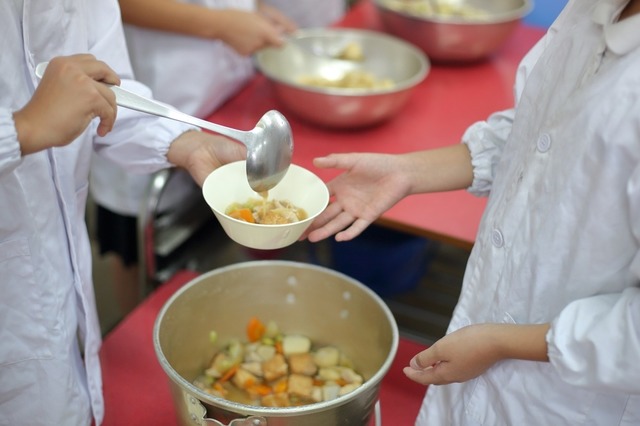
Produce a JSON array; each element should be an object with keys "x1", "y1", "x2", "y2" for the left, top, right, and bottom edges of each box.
[
  {"x1": 109, "y1": 85, "x2": 249, "y2": 143},
  {"x1": 34, "y1": 61, "x2": 249, "y2": 144}
]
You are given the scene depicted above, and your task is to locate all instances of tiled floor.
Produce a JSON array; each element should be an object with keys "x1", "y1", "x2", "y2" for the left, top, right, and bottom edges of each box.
[{"x1": 90, "y1": 198, "x2": 470, "y2": 344}]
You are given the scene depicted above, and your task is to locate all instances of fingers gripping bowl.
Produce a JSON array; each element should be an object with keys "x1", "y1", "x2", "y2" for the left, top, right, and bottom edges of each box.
[{"x1": 202, "y1": 161, "x2": 329, "y2": 250}]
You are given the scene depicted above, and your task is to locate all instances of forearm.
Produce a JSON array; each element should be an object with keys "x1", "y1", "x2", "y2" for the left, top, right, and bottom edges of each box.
[
  {"x1": 404, "y1": 322, "x2": 550, "y2": 386},
  {"x1": 118, "y1": 0, "x2": 226, "y2": 39},
  {"x1": 399, "y1": 144, "x2": 474, "y2": 195},
  {"x1": 493, "y1": 323, "x2": 550, "y2": 362}
]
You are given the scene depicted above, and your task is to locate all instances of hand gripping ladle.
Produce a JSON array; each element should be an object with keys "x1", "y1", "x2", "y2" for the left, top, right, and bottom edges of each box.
[{"x1": 35, "y1": 62, "x2": 293, "y2": 193}]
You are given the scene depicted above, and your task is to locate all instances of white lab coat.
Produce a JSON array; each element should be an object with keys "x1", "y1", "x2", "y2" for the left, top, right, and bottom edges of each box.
[
  {"x1": 0, "y1": 1, "x2": 194, "y2": 424},
  {"x1": 417, "y1": 0, "x2": 640, "y2": 424},
  {"x1": 90, "y1": 0, "x2": 347, "y2": 217},
  {"x1": 263, "y1": 0, "x2": 346, "y2": 28},
  {"x1": 122, "y1": 0, "x2": 346, "y2": 119},
  {"x1": 90, "y1": 0, "x2": 256, "y2": 216}
]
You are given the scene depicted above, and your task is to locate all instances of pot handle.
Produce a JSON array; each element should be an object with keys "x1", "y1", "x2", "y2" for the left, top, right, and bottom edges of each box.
[
  {"x1": 373, "y1": 400, "x2": 381, "y2": 426},
  {"x1": 183, "y1": 391, "x2": 382, "y2": 426},
  {"x1": 183, "y1": 392, "x2": 268, "y2": 426}
]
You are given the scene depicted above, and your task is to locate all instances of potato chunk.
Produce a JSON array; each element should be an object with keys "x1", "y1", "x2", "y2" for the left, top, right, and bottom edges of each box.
[
  {"x1": 313, "y1": 346, "x2": 340, "y2": 368},
  {"x1": 282, "y1": 335, "x2": 311, "y2": 356},
  {"x1": 288, "y1": 374, "x2": 314, "y2": 398},
  {"x1": 288, "y1": 353, "x2": 318, "y2": 376},
  {"x1": 262, "y1": 353, "x2": 288, "y2": 382},
  {"x1": 231, "y1": 367, "x2": 259, "y2": 389}
]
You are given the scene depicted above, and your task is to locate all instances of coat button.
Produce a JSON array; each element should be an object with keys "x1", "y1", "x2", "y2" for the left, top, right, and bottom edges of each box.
[
  {"x1": 537, "y1": 134, "x2": 551, "y2": 153},
  {"x1": 491, "y1": 229, "x2": 504, "y2": 248}
]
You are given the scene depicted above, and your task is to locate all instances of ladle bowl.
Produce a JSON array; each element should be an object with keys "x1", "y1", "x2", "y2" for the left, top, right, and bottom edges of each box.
[{"x1": 35, "y1": 62, "x2": 293, "y2": 192}]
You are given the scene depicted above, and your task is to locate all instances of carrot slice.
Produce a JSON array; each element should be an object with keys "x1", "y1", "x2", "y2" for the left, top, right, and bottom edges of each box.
[
  {"x1": 272, "y1": 380, "x2": 288, "y2": 394},
  {"x1": 248, "y1": 383, "x2": 272, "y2": 396},
  {"x1": 218, "y1": 364, "x2": 239, "y2": 383},
  {"x1": 247, "y1": 317, "x2": 266, "y2": 342},
  {"x1": 229, "y1": 208, "x2": 255, "y2": 223}
]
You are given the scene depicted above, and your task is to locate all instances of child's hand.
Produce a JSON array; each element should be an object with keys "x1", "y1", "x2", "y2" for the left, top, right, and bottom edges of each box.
[
  {"x1": 215, "y1": 9, "x2": 294, "y2": 56},
  {"x1": 166, "y1": 131, "x2": 246, "y2": 187},
  {"x1": 256, "y1": 3, "x2": 297, "y2": 34},
  {"x1": 403, "y1": 323, "x2": 550, "y2": 386},
  {"x1": 14, "y1": 54, "x2": 119, "y2": 155},
  {"x1": 302, "y1": 153, "x2": 412, "y2": 242},
  {"x1": 403, "y1": 324, "x2": 505, "y2": 386}
]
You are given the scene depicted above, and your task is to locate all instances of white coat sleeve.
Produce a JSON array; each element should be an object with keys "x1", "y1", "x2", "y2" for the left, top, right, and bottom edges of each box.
[
  {"x1": 547, "y1": 287, "x2": 640, "y2": 393},
  {"x1": 547, "y1": 162, "x2": 640, "y2": 393},
  {"x1": 92, "y1": 80, "x2": 197, "y2": 175},
  {"x1": 84, "y1": 0, "x2": 197, "y2": 174},
  {"x1": 0, "y1": 109, "x2": 21, "y2": 178}
]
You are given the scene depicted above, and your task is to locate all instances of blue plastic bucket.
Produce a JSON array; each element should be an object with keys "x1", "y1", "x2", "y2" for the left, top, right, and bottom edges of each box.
[{"x1": 328, "y1": 225, "x2": 436, "y2": 297}]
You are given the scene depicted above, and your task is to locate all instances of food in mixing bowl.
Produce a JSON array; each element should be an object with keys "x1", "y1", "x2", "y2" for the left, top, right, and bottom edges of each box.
[
  {"x1": 382, "y1": 0, "x2": 490, "y2": 20},
  {"x1": 193, "y1": 317, "x2": 364, "y2": 407},
  {"x1": 297, "y1": 70, "x2": 394, "y2": 90},
  {"x1": 226, "y1": 197, "x2": 307, "y2": 225},
  {"x1": 335, "y1": 41, "x2": 365, "y2": 61}
]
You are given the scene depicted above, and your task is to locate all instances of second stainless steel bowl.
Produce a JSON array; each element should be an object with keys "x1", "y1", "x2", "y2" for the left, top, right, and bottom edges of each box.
[
  {"x1": 373, "y1": 0, "x2": 533, "y2": 62},
  {"x1": 254, "y1": 28, "x2": 429, "y2": 129}
]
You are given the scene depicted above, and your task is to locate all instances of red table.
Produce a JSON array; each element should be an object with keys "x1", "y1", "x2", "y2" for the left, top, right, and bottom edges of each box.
[
  {"x1": 100, "y1": 270, "x2": 430, "y2": 425},
  {"x1": 207, "y1": 0, "x2": 545, "y2": 248}
]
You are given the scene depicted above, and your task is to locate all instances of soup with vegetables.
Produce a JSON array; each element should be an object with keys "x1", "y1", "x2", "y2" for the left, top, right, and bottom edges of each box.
[
  {"x1": 193, "y1": 317, "x2": 364, "y2": 407},
  {"x1": 226, "y1": 197, "x2": 307, "y2": 225}
]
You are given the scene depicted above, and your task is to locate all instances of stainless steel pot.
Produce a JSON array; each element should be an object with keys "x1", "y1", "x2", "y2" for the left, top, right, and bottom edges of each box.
[{"x1": 153, "y1": 260, "x2": 399, "y2": 426}]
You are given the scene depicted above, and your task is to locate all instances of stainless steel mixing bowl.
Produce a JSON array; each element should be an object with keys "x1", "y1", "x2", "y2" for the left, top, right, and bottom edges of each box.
[
  {"x1": 254, "y1": 28, "x2": 429, "y2": 128},
  {"x1": 373, "y1": 0, "x2": 533, "y2": 62}
]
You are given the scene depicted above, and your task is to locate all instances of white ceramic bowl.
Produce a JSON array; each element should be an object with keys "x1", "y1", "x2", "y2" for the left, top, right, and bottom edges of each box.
[{"x1": 202, "y1": 161, "x2": 329, "y2": 250}]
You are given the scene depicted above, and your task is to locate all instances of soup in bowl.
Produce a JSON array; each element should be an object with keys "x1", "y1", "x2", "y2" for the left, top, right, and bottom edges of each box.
[{"x1": 202, "y1": 161, "x2": 329, "y2": 250}]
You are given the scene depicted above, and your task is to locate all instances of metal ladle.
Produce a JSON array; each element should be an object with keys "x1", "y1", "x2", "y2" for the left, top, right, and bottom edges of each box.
[{"x1": 35, "y1": 62, "x2": 293, "y2": 193}]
